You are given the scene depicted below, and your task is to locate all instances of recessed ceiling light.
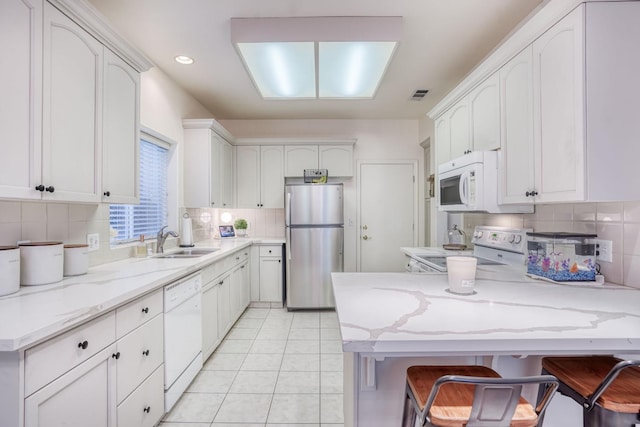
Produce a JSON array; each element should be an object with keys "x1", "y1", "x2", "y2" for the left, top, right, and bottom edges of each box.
[
  {"x1": 175, "y1": 55, "x2": 194, "y2": 65},
  {"x1": 231, "y1": 17, "x2": 402, "y2": 99}
]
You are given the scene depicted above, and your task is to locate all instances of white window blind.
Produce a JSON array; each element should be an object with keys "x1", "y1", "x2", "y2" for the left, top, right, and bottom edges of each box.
[{"x1": 110, "y1": 137, "x2": 169, "y2": 242}]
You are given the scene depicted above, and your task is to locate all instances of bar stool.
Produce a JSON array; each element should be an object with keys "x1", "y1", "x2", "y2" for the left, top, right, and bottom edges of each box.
[
  {"x1": 540, "y1": 356, "x2": 640, "y2": 427},
  {"x1": 401, "y1": 365, "x2": 558, "y2": 427}
]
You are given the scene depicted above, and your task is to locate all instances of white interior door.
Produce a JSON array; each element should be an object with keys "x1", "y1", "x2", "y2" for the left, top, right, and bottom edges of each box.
[{"x1": 358, "y1": 161, "x2": 417, "y2": 272}]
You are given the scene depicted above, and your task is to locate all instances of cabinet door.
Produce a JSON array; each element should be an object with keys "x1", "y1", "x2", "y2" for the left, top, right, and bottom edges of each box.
[
  {"x1": 221, "y1": 139, "x2": 233, "y2": 207},
  {"x1": 533, "y1": 4, "x2": 585, "y2": 202},
  {"x1": 260, "y1": 146, "x2": 284, "y2": 208},
  {"x1": 448, "y1": 98, "x2": 470, "y2": 159},
  {"x1": 0, "y1": 0, "x2": 42, "y2": 200},
  {"x1": 229, "y1": 265, "x2": 243, "y2": 321},
  {"x1": 259, "y1": 257, "x2": 283, "y2": 302},
  {"x1": 202, "y1": 282, "x2": 219, "y2": 360},
  {"x1": 216, "y1": 275, "x2": 231, "y2": 338},
  {"x1": 209, "y1": 135, "x2": 222, "y2": 207},
  {"x1": 116, "y1": 365, "x2": 164, "y2": 427},
  {"x1": 42, "y1": 3, "x2": 102, "y2": 203},
  {"x1": 319, "y1": 145, "x2": 353, "y2": 177},
  {"x1": 240, "y1": 261, "x2": 250, "y2": 308},
  {"x1": 102, "y1": 48, "x2": 139, "y2": 204},
  {"x1": 25, "y1": 344, "x2": 117, "y2": 427},
  {"x1": 470, "y1": 73, "x2": 500, "y2": 151},
  {"x1": 184, "y1": 128, "x2": 212, "y2": 208},
  {"x1": 284, "y1": 145, "x2": 318, "y2": 177},
  {"x1": 499, "y1": 46, "x2": 535, "y2": 205},
  {"x1": 435, "y1": 115, "x2": 451, "y2": 165},
  {"x1": 235, "y1": 145, "x2": 261, "y2": 208}
]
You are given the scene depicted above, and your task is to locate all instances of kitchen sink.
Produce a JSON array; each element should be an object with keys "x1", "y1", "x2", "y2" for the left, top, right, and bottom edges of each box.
[{"x1": 157, "y1": 248, "x2": 220, "y2": 258}]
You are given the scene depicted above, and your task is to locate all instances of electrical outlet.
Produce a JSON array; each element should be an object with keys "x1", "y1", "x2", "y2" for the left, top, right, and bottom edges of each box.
[
  {"x1": 596, "y1": 239, "x2": 613, "y2": 263},
  {"x1": 87, "y1": 233, "x2": 100, "y2": 252}
]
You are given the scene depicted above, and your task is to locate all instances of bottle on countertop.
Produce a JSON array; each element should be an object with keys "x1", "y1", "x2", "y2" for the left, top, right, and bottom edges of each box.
[{"x1": 136, "y1": 235, "x2": 147, "y2": 257}]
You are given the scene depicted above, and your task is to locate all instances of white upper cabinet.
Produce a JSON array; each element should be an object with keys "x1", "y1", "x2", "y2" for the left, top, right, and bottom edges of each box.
[
  {"x1": 284, "y1": 143, "x2": 354, "y2": 177},
  {"x1": 284, "y1": 146, "x2": 318, "y2": 176},
  {"x1": 447, "y1": 98, "x2": 470, "y2": 160},
  {"x1": 235, "y1": 146, "x2": 261, "y2": 208},
  {"x1": 0, "y1": 0, "x2": 42, "y2": 200},
  {"x1": 469, "y1": 72, "x2": 500, "y2": 152},
  {"x1": 435, "y1": 116, "x2": 450, "y2": 165},
  {"x1": 260, "y1": 146, "x2": 285, "y2": 208},
  {"x1": 499, "y1": 46, "x2": 535, "y2": 205},
  {"x1": 532, "y1": 4, "x2": 585, "y2": 203},
  {"x1": 42, "y1": 3, "x2": 102, "y2": 203},
  {"x1": 102, "y1": 48, "x2": 139, "y2": 204},
  {"x1": 183, "y1": 120, "x2": 234, "y2": 208}
]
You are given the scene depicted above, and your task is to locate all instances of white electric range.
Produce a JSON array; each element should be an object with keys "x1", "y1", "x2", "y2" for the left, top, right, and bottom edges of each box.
[{"x1": 404, "y1": 226, "x2": 530, "y2": 273}]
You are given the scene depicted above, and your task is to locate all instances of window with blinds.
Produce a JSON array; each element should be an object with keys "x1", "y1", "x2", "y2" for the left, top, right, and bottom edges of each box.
[{"x1": 110, "y1": 136, "x2": 169, "y2": 243}]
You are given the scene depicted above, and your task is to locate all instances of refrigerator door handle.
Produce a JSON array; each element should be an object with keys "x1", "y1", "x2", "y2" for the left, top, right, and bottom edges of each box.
[
  {"x1": 286, "y1": 191, "x2": 292, "y2": 226},
  {"x1": 286, "y1": 227, "x2": 292, "y2": 261}
]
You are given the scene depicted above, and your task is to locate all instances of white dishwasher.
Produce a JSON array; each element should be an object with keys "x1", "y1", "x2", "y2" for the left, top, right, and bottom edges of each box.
[{"x1": 164, "y1": 272, "x2": 203, "y2": 411}]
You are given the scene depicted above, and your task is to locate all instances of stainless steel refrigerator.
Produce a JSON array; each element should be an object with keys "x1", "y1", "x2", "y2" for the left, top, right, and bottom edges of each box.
[{"x1": 285, "y1": 183, "x2": 344, "y2": 309}]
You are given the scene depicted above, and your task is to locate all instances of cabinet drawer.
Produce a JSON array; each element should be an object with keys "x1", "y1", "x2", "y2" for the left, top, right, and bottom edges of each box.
[
  {"x1": 116, "y1": 314, "x2": 164, "y2": 403},
  {"x1": 25, "y1": 311, "x2": 116, "y2": 396},
  {"x1": 116, "y1": 289, "x2": 163, "y2": 338},
  {"x1": 117, "y1": 364, "x2": 164, "y2": 427},
  {"x1": 259, "y1": 245, "x2": 282, "y2": 257},
  {"x1": 201, "y1": 260, "x2": 222, "y2": 284}
]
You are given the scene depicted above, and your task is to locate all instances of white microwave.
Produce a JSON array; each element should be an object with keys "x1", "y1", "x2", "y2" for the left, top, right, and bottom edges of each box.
[{"x1": 437, "y1": 151, "x2": 532, "y2": 213}]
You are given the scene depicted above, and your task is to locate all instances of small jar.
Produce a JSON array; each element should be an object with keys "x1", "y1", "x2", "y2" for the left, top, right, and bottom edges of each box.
[{"x1": 64, "y1": 244, "x2": 89, "y2": 276}]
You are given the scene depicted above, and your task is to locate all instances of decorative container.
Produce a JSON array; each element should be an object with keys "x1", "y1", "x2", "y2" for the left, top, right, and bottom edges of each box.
[
  {"x1": 19, "y1": 242, "x2": 64, "y2": 285},
  {"x1": 64, "y1": 244, "x2": 89, "y2": 276},
  {"x1": 0, "y1": 246, "x2": 20, "y2": 296},
  {"x1": 526, "y1": 232, "x2": 597, "y2": 281}
]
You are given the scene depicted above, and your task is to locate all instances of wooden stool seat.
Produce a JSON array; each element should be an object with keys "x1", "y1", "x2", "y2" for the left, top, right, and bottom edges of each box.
[
  {"x1": 542, "y1": 356, "x2": 640, "y2": 413},
  {"x1": 405, "y1": 366, "x2": 542, "y2": 427}
]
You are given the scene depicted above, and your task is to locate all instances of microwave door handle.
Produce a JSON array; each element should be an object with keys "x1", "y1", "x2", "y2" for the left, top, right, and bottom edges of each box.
[{"x1": 459, "y1": 171, "x2": 470, "y2": 205}]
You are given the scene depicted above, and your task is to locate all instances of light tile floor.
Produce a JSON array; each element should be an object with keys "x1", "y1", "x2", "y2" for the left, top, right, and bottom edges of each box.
[{"x1": 160, "y1": 308, "x2": 344, "y2": 427}]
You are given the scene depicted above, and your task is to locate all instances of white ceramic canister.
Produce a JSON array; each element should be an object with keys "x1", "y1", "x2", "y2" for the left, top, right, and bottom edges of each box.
[
  {"x1": 64, "y1": 244, "x2": 89, "y2": 276},
  {"x1": 0, "y1": 246, "x2": 20, "y2": 296},
  {"x1": 19, "y1": 242, "x2": 64, "y2": 286}
]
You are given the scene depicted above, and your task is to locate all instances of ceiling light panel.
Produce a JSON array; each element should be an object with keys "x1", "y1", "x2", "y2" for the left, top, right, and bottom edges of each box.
[
  {"x1": 319, "y1": 41, "x2": 397, "y2": 98},
  {"x1": 237, "y1": 42, "x2": 315, "y2": 98}
]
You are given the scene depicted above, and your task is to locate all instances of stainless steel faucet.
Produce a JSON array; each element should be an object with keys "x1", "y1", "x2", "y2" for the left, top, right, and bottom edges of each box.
[{"x1": 156, "y1": 226, "x2": 179, "y2": 253}]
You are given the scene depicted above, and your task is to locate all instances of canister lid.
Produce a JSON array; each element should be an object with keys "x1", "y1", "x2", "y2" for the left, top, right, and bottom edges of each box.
[
  {"x1": 0, "y1": 246, "x2": 19, "y2": 250},
  {"x1": 64, "y1": 244, "x2": 89, "y2": 249},
  {"x1": 18, "y1": 241, "x2": 63, "y2": 246}
]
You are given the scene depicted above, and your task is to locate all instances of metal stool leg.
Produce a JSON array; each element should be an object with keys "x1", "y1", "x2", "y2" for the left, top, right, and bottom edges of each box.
[{"x1": 401, "y1": 382, "x2": 417, "y2": 427}]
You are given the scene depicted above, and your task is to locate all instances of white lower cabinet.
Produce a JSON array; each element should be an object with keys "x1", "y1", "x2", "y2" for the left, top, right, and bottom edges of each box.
[
  {"x1": 257, "y1": 245, "x2": 283, "y2": 303},
  {"x1": 202, "y1": 279, "x2": 220, "y2": 361},
  {"x1": 116, "y1": 365, "x2": 164, "y2": 427},
  {"x1": 25, "y1": 344, "x2": 117, "y2": 427},
  {"x1": 216, "y1": 273, "x2": 231, "y2": 339},
  {"x1": 23, "y1": 290, "x2": 164, "y2": 427}
]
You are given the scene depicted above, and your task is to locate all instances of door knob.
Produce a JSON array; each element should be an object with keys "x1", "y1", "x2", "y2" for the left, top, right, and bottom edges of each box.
[
  {"x1": 362, "y1": 235, "x2": 369, "y2": 240},
  {"x1": 362, "y1": 225, "x2": 368, "y2": 230}
]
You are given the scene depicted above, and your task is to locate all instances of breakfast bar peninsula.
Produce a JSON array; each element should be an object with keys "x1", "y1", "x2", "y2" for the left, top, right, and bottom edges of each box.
[{"x1": 331, "y1": 267, "x2": 640, "y2": 427}]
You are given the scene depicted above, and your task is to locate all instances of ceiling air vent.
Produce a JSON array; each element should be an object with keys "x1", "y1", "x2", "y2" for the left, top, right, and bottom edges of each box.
[{"x1": 410, "y1": 89, "x2": 429, "y2": 101}]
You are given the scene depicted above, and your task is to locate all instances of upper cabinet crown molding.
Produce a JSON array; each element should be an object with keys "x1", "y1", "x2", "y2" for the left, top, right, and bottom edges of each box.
[
  {"x1": 182, "y1": 119, "x2": 235, "y2": 143},
  {"x1": 428, "y1": 0, "x2": 587, "y2": 119},
  {"x1": 234, "y1": 137, "x2": 357, "y2": 146},
  {"x1": 46, "y1": 0, "x2": 153, "y2": 72}
]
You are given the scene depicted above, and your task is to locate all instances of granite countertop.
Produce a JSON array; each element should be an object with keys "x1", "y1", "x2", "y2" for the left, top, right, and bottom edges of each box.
[
  {"x1": 0, "y1": 237, "x2": 285, "y2": 352},
  {"x1": 332, "y1": 266, "x2": 640, "y2": 355}
]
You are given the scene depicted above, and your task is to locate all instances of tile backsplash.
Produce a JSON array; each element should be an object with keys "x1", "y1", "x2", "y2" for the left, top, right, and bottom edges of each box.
[
  {"x1": 186, "y1": 207, "x2": 285, "y2": 241},
  {"x1": 460, "y1": 202, "x2": 640, "y2": 288}
]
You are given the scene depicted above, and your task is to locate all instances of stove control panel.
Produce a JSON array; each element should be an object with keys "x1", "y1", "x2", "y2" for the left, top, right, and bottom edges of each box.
[{"x1": 471, "y1": 226, "x2": 530, "y2": 254}]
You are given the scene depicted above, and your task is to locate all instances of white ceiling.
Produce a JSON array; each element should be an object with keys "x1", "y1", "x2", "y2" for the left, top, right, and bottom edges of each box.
[{"x1": 88, "y1": 0, "x2": 544, "y2": 120}]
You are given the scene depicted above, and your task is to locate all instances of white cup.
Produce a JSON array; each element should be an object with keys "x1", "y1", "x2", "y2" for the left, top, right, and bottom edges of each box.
[{"x1": 446, "y1": 256, "x2": 477, "y2": 295}]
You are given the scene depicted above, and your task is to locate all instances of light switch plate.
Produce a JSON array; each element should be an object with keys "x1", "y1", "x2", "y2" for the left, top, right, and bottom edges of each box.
[{"x1": 87, "y1": 233, "x2": 100, "y2": 252}]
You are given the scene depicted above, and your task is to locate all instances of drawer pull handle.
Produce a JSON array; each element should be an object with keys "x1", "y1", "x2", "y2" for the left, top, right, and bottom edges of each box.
[
  {"x1": 218, "y1": 281, "x2": 224, "y2": 285},
  {"x1": 78, "y1": 340, "x2": 88, "y2": 350},
  {"x1": 112, "y1": 352, "x2": 121, "y2": 360},
  {"x1": 143, "y1": 406, "x2": 151, "y2": 413},
  {"x1": 142, "y1": 349, "x2": 150, "y2": 356},
  {"x1": 141, "y1": 307, "x2": 149, "y2": 314},
  {"x1": 268, "y1": 250, "x2": 272, "y2": 253}
]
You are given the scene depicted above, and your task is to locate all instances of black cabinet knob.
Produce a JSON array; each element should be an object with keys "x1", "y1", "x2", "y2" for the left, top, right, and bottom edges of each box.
[
  {"x1": 257, "y1": 203, "x2": 260, "y2": 207},
  {"x1": 78, "y1": 340, "x2": 88, "y2": 350},
  {"x1": 45, "y1": 186, "x2": 55, "y2": 193},
  {"x1": 112, "y1": 352, "x2": 120, "y2": 359},
  {"x1": 103, "y1": 191, "x2": 110, "y2": 197},
  {"x1": 143, "y1": 406, "x2": 151, "y2": 413},
  {"x1": 211, "y1": 202, "x2": 215, "y2": 205},
  {"x1": 278, "y1": 260, "x2": 281, "y2": 263},
  {"x1": 35, "y1": 185, "x2": 45, "y2": 192},
  {"x1": 141, "y1": 307, "x2": 149, "y2": 314},
  {"x1": 241, "y1": 265, "x2": 245, "y2": 269},
  {"x1": 142, "y1": 349, "x2": 150, "y2": 356}
]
